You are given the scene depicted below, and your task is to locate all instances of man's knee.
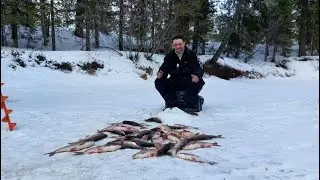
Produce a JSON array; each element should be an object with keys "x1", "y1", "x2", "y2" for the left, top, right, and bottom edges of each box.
[{"x1": 186, "y1": 80, "x2": 204, "y2": 95}]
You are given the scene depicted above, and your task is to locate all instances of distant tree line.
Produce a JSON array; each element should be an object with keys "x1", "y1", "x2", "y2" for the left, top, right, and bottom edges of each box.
[{"x1": 1, "y1": 0, "x2": 319, "y2": 62}]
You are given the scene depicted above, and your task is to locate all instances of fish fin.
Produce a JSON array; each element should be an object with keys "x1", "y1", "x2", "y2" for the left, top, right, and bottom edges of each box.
[
  {"x1": 68, "y1": 141, "x2": 83, "y2": 145},
  {"x1": 73, "y1": 152, "x2": 85, "y2": 155}
]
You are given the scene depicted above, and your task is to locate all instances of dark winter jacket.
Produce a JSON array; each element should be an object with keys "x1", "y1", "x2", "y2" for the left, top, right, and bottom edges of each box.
[{"x1": 158, "y1": 47, "x2": 205, "y2": 87}]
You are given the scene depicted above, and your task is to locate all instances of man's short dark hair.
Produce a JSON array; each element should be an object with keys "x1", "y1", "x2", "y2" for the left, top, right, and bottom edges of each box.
[{"x1": 172, "y1": 35, "x2": 185, "y2": 41}]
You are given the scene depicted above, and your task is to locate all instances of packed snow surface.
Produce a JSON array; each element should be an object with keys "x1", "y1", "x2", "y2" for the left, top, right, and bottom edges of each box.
[{"x1": 1, "y1": 48, "x2": 319, "y2": 180}]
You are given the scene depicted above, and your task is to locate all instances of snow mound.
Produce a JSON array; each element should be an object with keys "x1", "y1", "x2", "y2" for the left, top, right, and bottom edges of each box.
[{"x1": 199, "y1": 55, "x2": 319, "y2": 80}]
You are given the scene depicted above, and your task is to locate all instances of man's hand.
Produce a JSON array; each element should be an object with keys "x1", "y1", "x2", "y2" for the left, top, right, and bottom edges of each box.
[
  {"x1": 191, "y1": 74, "x2": 199, "y2": 83},
  {"x1": 157, "y1": 70, "x2": 164, "y2": 79}
]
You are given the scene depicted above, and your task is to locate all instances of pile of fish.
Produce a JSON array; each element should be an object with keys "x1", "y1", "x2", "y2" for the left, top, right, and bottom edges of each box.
[{"x1": 44, "y1": 117, "x2": 223, "y2": 165}]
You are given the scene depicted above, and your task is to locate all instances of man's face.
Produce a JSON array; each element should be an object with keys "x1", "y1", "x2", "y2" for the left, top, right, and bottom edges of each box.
[{"x1": 172, "y1": 39, "x2": 185, "y2": 54}]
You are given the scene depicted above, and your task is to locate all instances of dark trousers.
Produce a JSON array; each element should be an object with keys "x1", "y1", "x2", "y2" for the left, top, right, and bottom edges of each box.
[{"x1": 155, "y1": 78, "x2": 204, "y2": 104}]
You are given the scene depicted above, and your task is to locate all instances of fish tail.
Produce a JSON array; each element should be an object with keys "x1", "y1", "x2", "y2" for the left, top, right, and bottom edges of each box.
[
  {"x1": 44, "y1": 152, "x2": 56, "y2": 157},
  {"x1": 208, "y1": 161, "x2": 218, "y2": 165}
]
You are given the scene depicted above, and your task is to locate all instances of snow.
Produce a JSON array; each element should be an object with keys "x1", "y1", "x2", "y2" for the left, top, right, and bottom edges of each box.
[
  {"x1": 198, "y1": 54, "x2": 319, "y2": 80},
  {"x1": 1, "y1": 48, "x2": 319, "y2": 180}
]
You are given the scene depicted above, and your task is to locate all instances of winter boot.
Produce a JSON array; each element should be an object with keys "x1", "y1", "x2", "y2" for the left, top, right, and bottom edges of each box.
[
  {"x1": 197, "y1": 95, "x2": 204, "y2": 112},
  {"x1": 183, "y1": 95, "x2": 204, "y2": 112}
]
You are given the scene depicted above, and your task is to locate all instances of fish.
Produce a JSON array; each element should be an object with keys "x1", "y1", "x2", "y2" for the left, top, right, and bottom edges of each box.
[
  {"x1": 132, "y1": 149, "x2": 158, "y2": 159},
  {"x1": 105, "y1": 129, "x2": 126, "y2": 136},
  {"x1": 121, "y1": 141, "x2": 142, "y2": 149},
  {"x1": 108, "y1": 139, "x2": 142, "y2": 149},
  {"x1": 147, "y1": 129, "x2": 159, "y2": 140},
  {"x1": 176, "y1": 130, "x2": 196, "y2": 138},
  {"x1": 69, "y1": 132, "x2": 108, "y2": 144},
  {"x1": 122, "y1": 129, "x2": 153, "y2": 139},
  {"x1": 135, "y1": 130, "x2": 154, "y2": 138},
  {"x1": 109, "y1": 135, "x2": 125, "y2": 140},
  {"x1": 168, "y1": 124, "x2": 199, "y2": 130},
  {"x1": 175, "y1": 153, "x2": 217, "y2": 165},
  {"x1": 117, "y1": 124, "x2": 147, "y2": 130},
  {"x1": 168, "y1": 134, "x2": 224, "y2": 156},
  {"x1": 182, "y1": 141, "x2": 221, "y2": 150},
  {"x1": 141, "y1": 134, "x2": 150, "y2": 141},
  {"x1": 98, "y1": 125, "x2": 139, "y2": 135},
  {"x1": 163, "y1": 139, "x2": 175, "y2": 144},
  {"x1": 188, "y1": 134, "x2": 224, "y2": 141},
  {"x1": 156, "y1": 142, "x2": 175, "y2": 156},
  {"x1": 167, "y1": 138, "x2": 189, "y2": 156},
  {"x1": 44, "y1": 141, "x2": 95, "y2": 157},
  {"x1": 74, "y1": 144, "x2": 122, "y2": 155},
  {"x1": 130, "y1": 138, "x2": 154, "y2": 147},
  {"x1": 122, "y1": 120, "x2": 149, "y2": 128},
  {"x1": 163, "y1": 133, "x2": 181, "y2": 143},
  {"x1": 105, "y1": 139, "x2": 123, "y2": 145},
  {"x1": 145, "y1": 117, "x2": 162, "y2": 123},
  {"x1": 118, "y1": 126, "x2": 140, "y2": 134},
  {"x1": 158, "y1": 125, "x2": 172, "y2": 134},
  {"x1": 151, "y1": 131, "x2": 164, "y2": 149}
]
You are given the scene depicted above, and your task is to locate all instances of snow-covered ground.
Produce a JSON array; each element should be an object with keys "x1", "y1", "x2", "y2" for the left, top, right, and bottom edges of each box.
[{"x1": 1, "y1": 48, "x2": 319, "y2": 180}]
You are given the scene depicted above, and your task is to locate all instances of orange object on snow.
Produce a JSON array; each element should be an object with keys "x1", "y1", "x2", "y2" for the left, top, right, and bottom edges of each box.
[{"x1": 1, "y1": 82, "x2": 16, "y2": 131}]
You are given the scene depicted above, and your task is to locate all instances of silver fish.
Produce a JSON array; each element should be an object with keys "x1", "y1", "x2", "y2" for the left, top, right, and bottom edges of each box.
[
  {"x1": 132, "y1": 149, "x2": 158, "y2": 159},
  {"x1": 158, "y1": 125, "x2": 172, "y2": 134},
  {"x1": 188, "y1": 134, "x2": 224, "y2": 141},
  {"x1": 145, "y1": 117, "x2": 162, "y2": 123},
  {"x1": 121, "y1": 141, "x2": 142, "y2": 149},
  {"x1": 168, "y1": 134, "x2": 222, "y2": 156},
  {"x1": 105, "y1": 129, "x2": 126, "y2": 136},
  {"x1": 109, "y1": 140, "x2": 141, "y2": 149},
  {"x1": 69, "y1": 132, "x2": 108, "y2": 144},
  {"x1": 176, "y1": 130, "x2": 196, "y2": 138},
  {"x1": 130, "y1": 138, "x2": 154, "y2": 147},
  {"x1": 175, "y1": 153, "x2": 217, "y2": 165},
  {"x1": 164, "y1": 133, "x2": 181, "y2": 142},
  {"x1": 122, "y1": 120, "x2": 149, "y2": 128},
  {"x1": 151, "y1": 131, "x2": 164, "y2": 149},
  {"x1": 156, "y1": 142, "x2": 175, "y2": 156},
  {"x1": 74, "y1": 144, "x2": 122, "y2": 155},
  {"x1": 44, "y1": 141, "x2": 95, "y2": 157},
  {"x1": 98, "y1": 125, "x2": 139, "y2": 134},
  {"x1": 182, "y1": 141, "x2": 221, "y2": 150},
  {"x1": 168, "y1": 138, "x2": 188, "y2": 156},
  {"x1": 171, "y1": 124, "x2": 199, "y2": 130}
]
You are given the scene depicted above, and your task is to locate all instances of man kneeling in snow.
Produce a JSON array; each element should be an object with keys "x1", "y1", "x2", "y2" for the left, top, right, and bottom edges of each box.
[{"x1": 155, "y1": 35, "x2": 205, "y2": 112}]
